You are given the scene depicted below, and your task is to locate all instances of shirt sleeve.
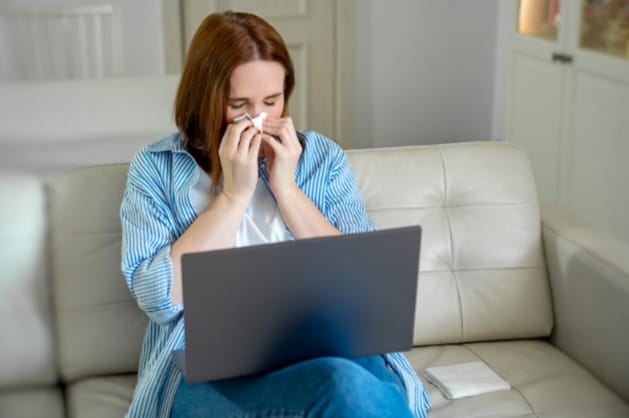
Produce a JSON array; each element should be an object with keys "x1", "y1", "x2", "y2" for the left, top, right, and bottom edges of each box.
[
  {"x1": 325, "y1": 145, "x2": 376, "y2": 234},
  {"x1": 120, "y1": 160, "x2": 183, "y2": 325},
  {"x1": 386, "y1": 352, "x2": 432, "y2": 418}
]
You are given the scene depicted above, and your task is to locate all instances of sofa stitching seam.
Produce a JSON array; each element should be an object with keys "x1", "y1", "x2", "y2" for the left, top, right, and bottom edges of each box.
[
  {"x1": 424, "y1": 266, "x2": 545, "y2": 273},
  {"x1": 439, "y1": 146, "x2": 464, "y2": 341},
  {"x1": 367, "y1": 202, "x2": 535, "y2": 211},
  {"x1": 463, "y1": 344, "x2": 542, "y2": 418},
  {"x1": 57, "y1": 300, "x2": 137, "y2": 310}
]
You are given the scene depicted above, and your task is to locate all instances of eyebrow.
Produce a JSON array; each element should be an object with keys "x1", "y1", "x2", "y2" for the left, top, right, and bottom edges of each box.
[{"x1": 228, "y1": 92, "x2": 283, "y2": 102}]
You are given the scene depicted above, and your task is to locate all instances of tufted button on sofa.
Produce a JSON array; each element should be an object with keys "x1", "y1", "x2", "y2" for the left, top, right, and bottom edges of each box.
[{"x1": 1, "y1": 141, "x2": 628, "y2": 417}]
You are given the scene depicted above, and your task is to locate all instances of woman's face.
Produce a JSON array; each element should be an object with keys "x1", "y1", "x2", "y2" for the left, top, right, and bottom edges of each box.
[{"x1": 225, "y1": 60, "x2": 286, "y2": 123}]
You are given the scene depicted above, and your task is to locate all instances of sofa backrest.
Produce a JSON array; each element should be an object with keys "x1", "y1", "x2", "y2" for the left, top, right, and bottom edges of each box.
[
  {"x1": 0, "y1": 174, "x2": 57, "y2": 388},
  {"x1": 347, "y1": 142, "x2": 553, "y2": 345},
  {"x1": 45, "y1": 141, "x2": 553, "y2": 381},
  {"x1": 48, "y1": 164, "x2": 147, "y2": 381}
]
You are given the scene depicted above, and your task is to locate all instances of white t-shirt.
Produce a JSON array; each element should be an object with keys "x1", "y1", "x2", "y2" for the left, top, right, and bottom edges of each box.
[{"x1": 189, "y1": 169, "x2": 291, "y2": 247}]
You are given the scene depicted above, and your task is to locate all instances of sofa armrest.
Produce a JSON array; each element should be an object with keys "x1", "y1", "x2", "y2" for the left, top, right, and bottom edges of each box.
[{"x1": 541, "y1": 205, "x2": 629, "y2": 402}]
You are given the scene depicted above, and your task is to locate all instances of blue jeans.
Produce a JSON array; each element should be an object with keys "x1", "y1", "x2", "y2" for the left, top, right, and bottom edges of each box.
[{"x1": 171, "y1": 355, "x2": 413, "y2": 418}]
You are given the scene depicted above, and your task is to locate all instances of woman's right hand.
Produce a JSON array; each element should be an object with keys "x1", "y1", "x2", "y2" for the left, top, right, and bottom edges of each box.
[
  {"x1": 170, "y1": 120, "x2": 262, "y2": 305},
  {"x1": 218, "y1": 119, "x2": 262, "y2": 205}
]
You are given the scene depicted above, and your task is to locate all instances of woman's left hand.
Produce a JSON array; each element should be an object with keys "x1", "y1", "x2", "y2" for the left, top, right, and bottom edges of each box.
[{"x1": 261, "y1": 116, "x2": 302, "y2": 197}]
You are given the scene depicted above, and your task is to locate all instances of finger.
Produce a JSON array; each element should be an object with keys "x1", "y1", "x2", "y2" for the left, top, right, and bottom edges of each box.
[
  {"x1": 263, "y1": 123, "x2": 300, "y2": 152},
  {"x1": 249, "y1": 134, "x2": 262, "y2": 159},
  {"x1": 230, "y1": 117, "x2": 254, "y2": 134},
  {"x1": 263, "y1": 116, "x2": 294, "y2": 130},
  {"x1": 237, "y1": 127, "x2": 258, "y2": 155},
  {"x1": 262, "y1": 122, "x2": 288, "y2": 139},
  {"x1": 264, "y1": 117, "x2": 299, "y2": 148},
  {"x1": 261, "y1": 119, "x2": 286, "y2": 135},
  {"x1": 236, "y1": 133, "x2": 253, "y2": 158},
  {"x1": 222, "y1": 120, "x2": 253, "y2": 154},
  {"x1": 261, "y1": 133, "x2": 283, "y2": 155},
  {"x1": 258, "y1": 127, "x2": 283, "y2": 144}
]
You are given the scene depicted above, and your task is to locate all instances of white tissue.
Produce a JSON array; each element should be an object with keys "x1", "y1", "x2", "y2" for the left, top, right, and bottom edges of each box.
[
  {"x1": 424, "y1": 361, "x2": 511, "y2": 400},
  {"x1": 233, "y1": 112, "x2": 267, "y2": 133}
]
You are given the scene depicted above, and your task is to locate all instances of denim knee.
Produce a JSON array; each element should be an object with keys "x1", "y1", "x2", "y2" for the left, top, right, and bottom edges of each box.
[
  {"x1": 309, "y1": 357, "x2": 366, "y2": 385},
  {"x1": 304, "y1": 357, "x2": 413, "y2": 418}
]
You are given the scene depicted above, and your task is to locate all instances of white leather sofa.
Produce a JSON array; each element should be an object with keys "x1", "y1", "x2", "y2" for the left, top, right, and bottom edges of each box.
[{"x1": 1, "y1": 141, "x2": 628, "y2": 418}]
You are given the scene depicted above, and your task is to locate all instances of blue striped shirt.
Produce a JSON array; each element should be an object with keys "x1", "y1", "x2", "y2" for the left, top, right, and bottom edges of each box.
[{"x1": 120, "y1": 131, "x2": 431, "y2": 417}]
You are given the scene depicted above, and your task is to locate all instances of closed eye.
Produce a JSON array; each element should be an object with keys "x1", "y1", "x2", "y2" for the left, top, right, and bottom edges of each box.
[{"x1": 229, "y1": 103, "x2": 246, "y2": 110}]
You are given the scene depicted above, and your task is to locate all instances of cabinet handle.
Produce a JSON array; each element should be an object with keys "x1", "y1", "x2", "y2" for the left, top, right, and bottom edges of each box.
[{"x1": 552, "y1": 52, "x2": 573, "y2": 64}]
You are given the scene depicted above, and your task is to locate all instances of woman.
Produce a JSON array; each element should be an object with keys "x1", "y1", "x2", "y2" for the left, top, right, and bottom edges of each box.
[{"x1": 120, "y1": 11, "x2": 431, "y2": 418}]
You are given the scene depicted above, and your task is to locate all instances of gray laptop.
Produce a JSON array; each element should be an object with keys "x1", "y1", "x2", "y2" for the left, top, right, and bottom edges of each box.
[{"x1": 172, "y1": 225, "x2": 421, "y2": 383}]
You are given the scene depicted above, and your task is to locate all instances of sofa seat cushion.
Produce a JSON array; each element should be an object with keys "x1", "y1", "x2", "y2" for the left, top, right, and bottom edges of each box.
[
  {"x1": 66, "y1": 374, "x2": 136, "y2": 418},
  {"x1": 0, "y1": 387, "x2": 65, "y2": 418},
  {"x1": 64, "y1": 343, "x2": 629, "y2": 418},
  {"x1": 408, "y1": 340, "x2": 629, "y2": 418}
]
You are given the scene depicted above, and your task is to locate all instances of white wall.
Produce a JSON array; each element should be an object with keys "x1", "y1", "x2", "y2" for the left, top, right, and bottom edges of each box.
[
  {"x1": 0, "y1": 14, "x2": 15, "y2": 79},
  {"x1": 353, "y1": 0, "x2": 503, "y2": 148},
  {"x1": 491, "y1": 0, "x2": 511, "y2": 144}
]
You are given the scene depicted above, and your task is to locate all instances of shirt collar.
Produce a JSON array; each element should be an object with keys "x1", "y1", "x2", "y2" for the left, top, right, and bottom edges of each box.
[{"x1": 145, "y1": 132, "x2": 188, "y2": 153}]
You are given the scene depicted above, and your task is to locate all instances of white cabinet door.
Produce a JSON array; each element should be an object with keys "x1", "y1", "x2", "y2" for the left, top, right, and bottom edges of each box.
[
  {"x1": 506, "y1": 0, "x2": 569, "y2": 204},
  {"x1": 507, "y1": 0, "x2": 629, "y2": 243},
  {"x1": 561, "y1": 3, "x2": 629, "y2": 241},
  {"x1": 507, "y1": 49, "x2": 567, "y2": 204},
  {"x1": 181, "y1": 0, "x2": 337, "y2": 140}
]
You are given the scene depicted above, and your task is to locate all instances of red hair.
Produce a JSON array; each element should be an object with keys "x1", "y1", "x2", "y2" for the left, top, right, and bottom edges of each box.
[{"x1": 174, "y1": 11, "x2": 295, "y2": 185}]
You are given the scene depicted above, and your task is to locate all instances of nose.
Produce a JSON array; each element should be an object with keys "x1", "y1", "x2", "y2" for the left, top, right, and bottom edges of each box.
[{"x1": 249, "y1": 103, "x2": 263, "y2": 118}]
